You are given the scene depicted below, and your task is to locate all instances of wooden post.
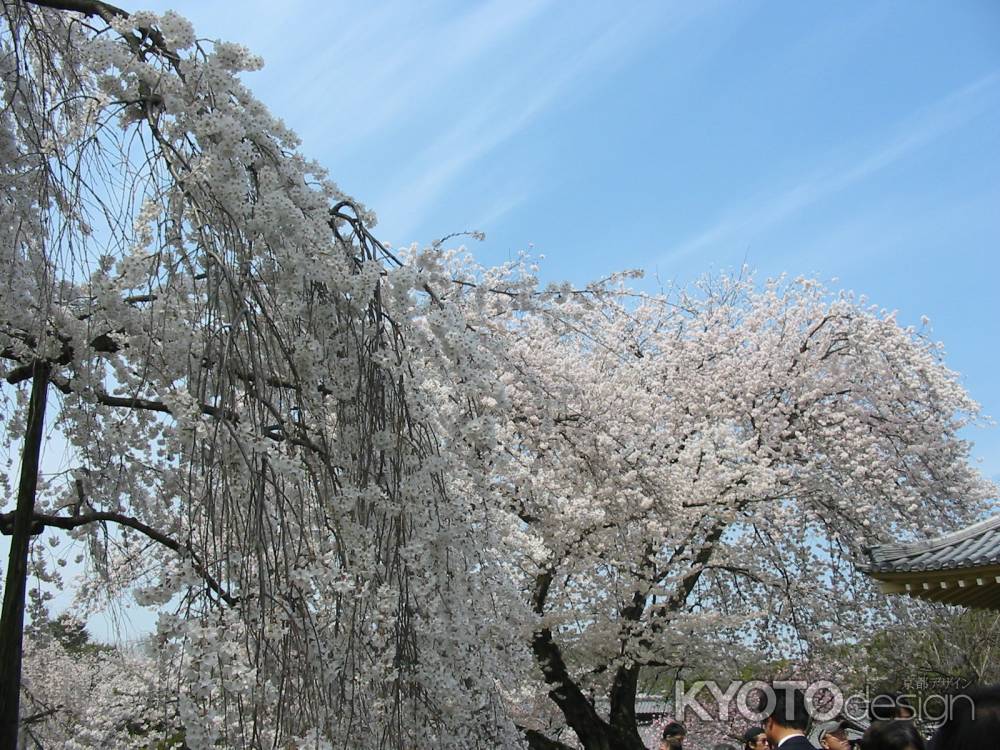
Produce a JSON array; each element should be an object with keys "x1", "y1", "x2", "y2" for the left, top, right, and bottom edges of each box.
[{"x1": 0, "y1": 362, "x2": 50, "y2": 749}]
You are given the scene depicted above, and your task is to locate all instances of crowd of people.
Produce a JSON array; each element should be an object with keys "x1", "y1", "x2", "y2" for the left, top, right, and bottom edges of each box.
[{"x1": 656, "y1": 684, "x2": 1000, "y2": 750}]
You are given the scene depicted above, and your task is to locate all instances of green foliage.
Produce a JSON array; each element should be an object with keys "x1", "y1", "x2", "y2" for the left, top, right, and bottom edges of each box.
[
  {"x1": 146, "y1": 729, "x2": 187, "y2": 749},
  {"x1": 26, "y1": 612, "x2": 109, "y2": 657},
  {"x1": 862, "y1": 606, "x2": 1000, "y2": 692}
]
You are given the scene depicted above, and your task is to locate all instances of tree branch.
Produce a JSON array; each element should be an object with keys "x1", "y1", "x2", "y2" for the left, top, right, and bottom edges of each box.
[
  {"x1": 0, "y1": 510, "x2": 239, "y2": 607},
  {"x1": 3, "y1": 331, "x2": 119, "y2": 385},
  {"x1": 22, "y1": 0, "x2": 128, "y2": 21},
  {"x1": 49, "y1": 375, "x2": 234, "y2": 420}
]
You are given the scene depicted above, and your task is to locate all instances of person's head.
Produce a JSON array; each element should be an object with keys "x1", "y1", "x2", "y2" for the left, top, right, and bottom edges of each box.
[
  {"x1": 861, "y1": 720, "x2": 925, "y2": 750},
  {"x1": 660, "y1": 721, "x2": 687, "y2": 749},
  {"x1": 816, "y1": 720, "x2": 852, "y2": 750},
  {"x1": 743, "y1": 725, "x2": 768, "y2": 750},
  {"x1": 761, "y1": 686, "x2": 810, "y2": 744},
  {"x1": 869, "y1": 692, "x2": 916, "y2": 721},
  {"x1": 929, "y1": 683, "x2": 1000, "y2": 750}
]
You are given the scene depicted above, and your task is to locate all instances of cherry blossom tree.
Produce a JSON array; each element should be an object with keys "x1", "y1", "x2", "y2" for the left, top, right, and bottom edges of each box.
[
  {"x1": 18, "y1": 614, "x2": 180, "y2": 748},
  {"x1": 0, "y1": 3, "x2": 992, "y2": 750},
  {"x1": 479, "y1": 275, "x2": 993, "y2": 749},
  {"x1": 0, "y1": 2, "x2": 527, "y2": 747}
]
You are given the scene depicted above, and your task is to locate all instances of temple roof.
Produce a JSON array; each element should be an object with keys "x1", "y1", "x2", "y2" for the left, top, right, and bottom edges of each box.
[
  {"x1": 862, "y1": 515, "x2": 1000, "y2": 610},
  {"x1": 865, "y1": 515, "x2": 1000, "y2": 573},
  {"x1": 634, "y1": 695, "x2": 670, "y2": 718}
]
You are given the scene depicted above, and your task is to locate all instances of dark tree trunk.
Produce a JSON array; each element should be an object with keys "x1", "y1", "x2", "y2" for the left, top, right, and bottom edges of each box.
[
  {"x1": 0, "y1": 363, "x2": 50, "y2": 749},
  {"x1": 522, "y1": 728, "x2": 576, "y2": 750},
  {"x1": 525, "y1": 511, "x2": 739, "y2": 750}
]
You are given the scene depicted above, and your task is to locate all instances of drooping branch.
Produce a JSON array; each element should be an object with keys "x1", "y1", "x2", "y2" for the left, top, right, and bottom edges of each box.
[
  {"x1": 1, "y1": 3, "x2": 534, "y2": 746},
  {"x1": 0, "y1": 510, "x2": 239, "y2": 607}
]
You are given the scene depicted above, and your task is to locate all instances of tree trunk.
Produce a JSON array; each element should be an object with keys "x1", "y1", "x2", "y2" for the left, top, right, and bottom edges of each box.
[
  {"x1": 0, "y1": 362, "x2": 50, "y2": 749},
  {"x1": 523, "y1": 728, "x2": 576, "y2": 750}
]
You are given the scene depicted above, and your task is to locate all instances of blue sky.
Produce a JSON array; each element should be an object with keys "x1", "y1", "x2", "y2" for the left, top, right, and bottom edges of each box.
[
  {"x1": 39, "y1": 1, "x2": 1000, "y2": 638},
  {"x1": 141, "y1": 0, "x2": 1000, "y2": 475}
]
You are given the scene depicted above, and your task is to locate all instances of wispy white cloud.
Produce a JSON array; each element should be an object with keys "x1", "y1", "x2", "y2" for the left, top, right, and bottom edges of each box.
[
  {"x1": 149, "y1": 0, "x2": 727, "y2": 244},
  {"x1": 371, "y1": 1, "x2": 722, "y2": 241},
  {"x1": 792, "y1": 184, "x2": 1000, "y2": 273},
  {"x1": 660, "y1": 71, "x2": 1000, "y2": 264},
  {"x1": 269, "y1": 0, "x2": 554, "y2": 152},
  {"x1": 467, "y1": 186, "x2": 532, "y2": 237}
]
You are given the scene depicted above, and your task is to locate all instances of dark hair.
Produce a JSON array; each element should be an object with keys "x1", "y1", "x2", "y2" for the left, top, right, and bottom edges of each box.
[
  {"x1": 869, "y1": 692, "x2": 916, "y2": 721},
  {"x1": 662, "y1": 721, "x2": 687, "y2": 739},
  {"x1": 764, "y1": 686, "x2": 810, "y2": 731},
  {"x1": 861, "y1": 720, "x2": 925, "y2": 750},
  {"x1": 743, "y1": 726, "x2": 766, "y2": 748},
  {"x1": 929, "y1": 683, "x2": 1000, "y2": 750}
]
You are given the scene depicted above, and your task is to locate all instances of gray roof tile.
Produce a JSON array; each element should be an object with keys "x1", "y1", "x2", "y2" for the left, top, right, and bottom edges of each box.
[{"x1": 864, "y1": 515, "x2": 1000, "y2": 574}]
